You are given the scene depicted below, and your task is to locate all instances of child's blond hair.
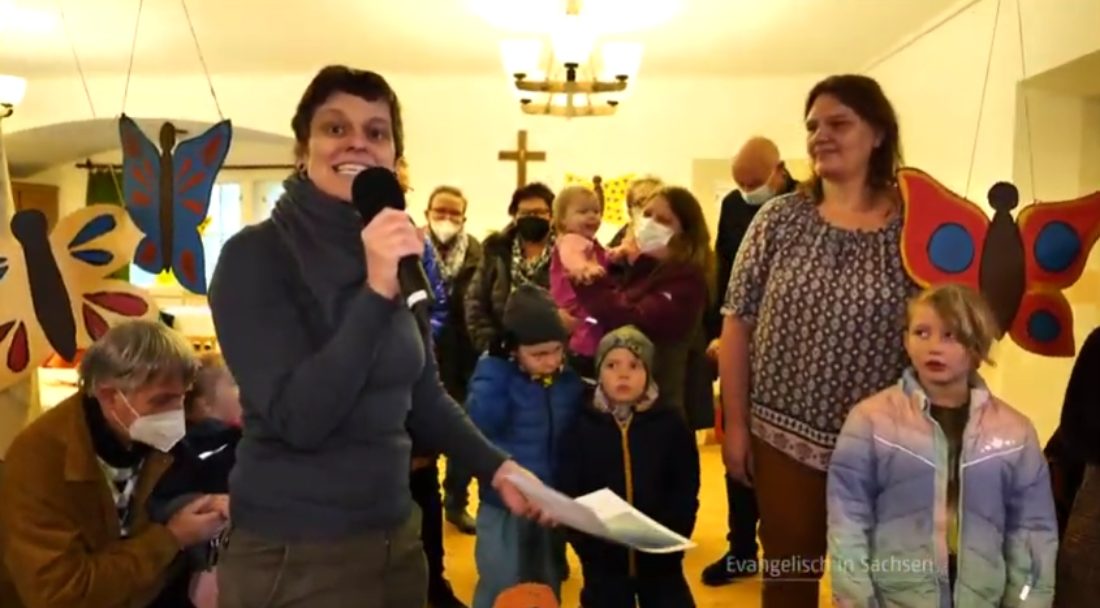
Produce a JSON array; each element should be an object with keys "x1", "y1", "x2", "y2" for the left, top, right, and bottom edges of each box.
[
  {"x1": 907, "y1": 284, "x2": 999, "y2": 366},
  {"x1": 184, "y1": 351, "x2": 228, "y2": 418},
  {"x1": 551, "y1": 185, "x2": 601, "y2": 233}
]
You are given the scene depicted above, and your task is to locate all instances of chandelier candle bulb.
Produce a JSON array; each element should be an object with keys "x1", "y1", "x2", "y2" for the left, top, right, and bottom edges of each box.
[
  {"x1": 599, "y1": 41, "x2": 644, "y2": 80},
  {"x1": 0, "y1": 74, "x2": 26, "y2": 111}
]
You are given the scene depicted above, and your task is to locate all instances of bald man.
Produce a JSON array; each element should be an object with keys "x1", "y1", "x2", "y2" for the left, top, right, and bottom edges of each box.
[
  {"x1": 701, "y1": 136, "x2": 796, "y2": 587},
  {"x1": 707, "y1": 137, "x2": 796, "y2": 341}
]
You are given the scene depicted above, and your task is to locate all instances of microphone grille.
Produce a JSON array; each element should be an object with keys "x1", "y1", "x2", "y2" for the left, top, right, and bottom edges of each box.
[{"x1": 352, "y1": 167, "x2": 406, "y2": 211}]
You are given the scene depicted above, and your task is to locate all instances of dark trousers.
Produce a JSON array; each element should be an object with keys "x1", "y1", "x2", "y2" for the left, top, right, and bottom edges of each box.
[
  {"x1": 725, "y1": 475, "x2": 760, "y2": 557},
  {"x1": 579, "y1": 565, "x2": 694, "y2": 608},
  {"x1": 217, "y1": 510, "x2": 427, "y2": 608},
  {"x1": 442, "y1": 459, "x2": 472, "y2": 513},
  {"x1": 410, "y1": 461, "x2": 446, "y2": 585},
  {"x1": 753, "y1": 436, "x2": 828, "y2": 608},
  {"x1": 720, "y1": 397, "x2": 759, "y2": 559},
  {"x1": 442, "y1": 383, "x2": 473, "y2": 513}
]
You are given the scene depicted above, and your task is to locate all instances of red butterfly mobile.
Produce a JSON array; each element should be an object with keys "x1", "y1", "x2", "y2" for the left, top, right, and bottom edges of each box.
[{"x1": 898, "y1": 168, "x2": 1100, "y2": 357}]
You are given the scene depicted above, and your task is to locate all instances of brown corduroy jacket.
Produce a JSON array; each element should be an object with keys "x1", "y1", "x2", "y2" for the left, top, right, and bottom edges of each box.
[{"x1": 0, "y1": 393, "x2": 181, "y2": 608}]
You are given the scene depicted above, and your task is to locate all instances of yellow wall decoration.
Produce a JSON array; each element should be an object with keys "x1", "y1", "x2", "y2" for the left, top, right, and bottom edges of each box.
[{"x1": 564, "y1": 172, "x2": 636, "y2": 227}]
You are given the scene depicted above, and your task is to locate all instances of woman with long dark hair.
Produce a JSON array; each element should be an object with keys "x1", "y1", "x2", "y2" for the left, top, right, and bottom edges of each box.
[
  {"x1": 718, "y1": 74, "x2": 917, "y2": 606},
  {"x1": 572, "y1": 186, "x2": 714, "y2": 420}
]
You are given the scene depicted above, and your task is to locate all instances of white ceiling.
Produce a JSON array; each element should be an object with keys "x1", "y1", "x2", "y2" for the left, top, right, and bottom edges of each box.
[
  {"x1": 0, "y1": 0, "x2": 963, "y2": 77},
  {"x1": 3, "y1": 118, "x2": 293, "y2": 177}
]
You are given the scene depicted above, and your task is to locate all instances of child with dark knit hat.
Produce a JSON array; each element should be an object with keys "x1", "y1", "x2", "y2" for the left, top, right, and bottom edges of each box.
[
  {"x1": 557, "y1": 325, "x2": 700, "y2": 608},
  {"x1": 467, "y1": 285, "x2": 586, "y2": 608}
]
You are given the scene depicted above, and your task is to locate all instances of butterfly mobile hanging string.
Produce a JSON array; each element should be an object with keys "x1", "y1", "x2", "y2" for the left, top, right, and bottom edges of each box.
[{"x1": 108, "y1": 0, "x2": 233, "y2": 296}]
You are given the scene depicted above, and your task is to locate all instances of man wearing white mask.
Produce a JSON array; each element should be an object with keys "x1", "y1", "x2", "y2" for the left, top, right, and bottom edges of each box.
[
  {"x1": 701, "y1": 136, "x2": 797, "y2": 587},
  {"x1": 422, "y1": 186, "x2": 485, "y2": 540},
  {"x1": 0, "y1": 320, "x2": 228, "y2": 608}
]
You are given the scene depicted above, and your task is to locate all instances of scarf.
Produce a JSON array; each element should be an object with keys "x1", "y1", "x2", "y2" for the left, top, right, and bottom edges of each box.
[
  {"x1": 593, "y1": 382, "x2": 659, "y2": 426},
  {"x1": 432, "y1": 231, "x2": 469, "y2": 285},
  {"x1": 270, "y1": 174, "x2": 366, "y2": 327},
  {"x1": 509, "y1": 233, "x2": 554, "y2": 291},
  {"x1": 83, "y1": 395, "x2": 146, "y2": 538}
]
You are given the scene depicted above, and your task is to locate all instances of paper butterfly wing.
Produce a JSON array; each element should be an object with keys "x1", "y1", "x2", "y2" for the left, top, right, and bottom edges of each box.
[
  {"x1": 50, "y1": 205, "x2": 159, "y2": 349},
  {"x1": 0, "y1": 227, "x2": 53, "y2": 391},
  {"x1": 1007, "y1": 291, "x2": 1076, "y2": 356},
  {"x1": 119, "y1": 115, "x2": 164, "y2": 276},
  {"x1": 1009, "y1": 190, "x2": 1100, "y2": 356},
  {"x1": 170, "y1": 119, "x2": 232, "y2": 295},
  {"x1": 897, "y1": 168, "x2": 990, "y2": 290}
]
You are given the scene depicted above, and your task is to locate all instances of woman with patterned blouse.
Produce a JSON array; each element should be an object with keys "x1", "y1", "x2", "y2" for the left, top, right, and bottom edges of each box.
[{"x1": 717, "y1": 74, "x2": 918, "y2": 607}]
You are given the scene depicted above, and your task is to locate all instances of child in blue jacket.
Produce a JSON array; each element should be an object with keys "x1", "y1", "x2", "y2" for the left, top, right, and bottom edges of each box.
[{"x1": 467, "y1": 284, "x2": 585, "y2": 608}]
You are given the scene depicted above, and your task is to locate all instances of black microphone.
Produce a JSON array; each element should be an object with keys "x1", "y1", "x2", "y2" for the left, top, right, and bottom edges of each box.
[{"x1": 351, "y1": 167, "x2": 434, "y2": 314}]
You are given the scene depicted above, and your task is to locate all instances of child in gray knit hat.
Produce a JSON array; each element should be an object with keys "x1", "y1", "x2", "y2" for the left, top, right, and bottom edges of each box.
[{"x1": 558, "y1": 325, "x2": 700, "y2": 607}]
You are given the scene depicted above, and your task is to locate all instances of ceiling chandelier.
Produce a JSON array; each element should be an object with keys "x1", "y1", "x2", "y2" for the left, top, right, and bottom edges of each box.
[{"x1": 500, "y1": 0, "x2": 643, "y2": 118}]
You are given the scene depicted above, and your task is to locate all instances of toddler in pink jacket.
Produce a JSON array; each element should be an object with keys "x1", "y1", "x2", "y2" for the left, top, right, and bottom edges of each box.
[{"x1": 548, "y1": 185, "x2": 630, "y2": 379}]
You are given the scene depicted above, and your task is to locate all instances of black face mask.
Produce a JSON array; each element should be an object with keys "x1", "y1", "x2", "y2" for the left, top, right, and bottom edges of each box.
[{"x1": 515, "y1": 216, "x2": 551, "y2": 242}]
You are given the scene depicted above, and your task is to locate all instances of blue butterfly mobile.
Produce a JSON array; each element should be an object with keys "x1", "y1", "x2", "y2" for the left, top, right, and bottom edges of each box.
[{"x1": 118, "y1": 114, "x2": 233, "y2": 295}]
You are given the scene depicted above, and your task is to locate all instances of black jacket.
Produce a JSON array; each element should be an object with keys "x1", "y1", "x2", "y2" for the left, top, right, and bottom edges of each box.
[
  {"x1": 464, "y1": 226, "x2": 552, "y2": 353},
  {"x1": 705, "y1": 176, "x2": 799, "y2": 340},
  {"x1": 1046, "y1": 326, "x2": 1100, "y2": 536},
  {"x1": 146, "y1": 419, "x2": 241, "y2": 608},
  {"x1": 149, "y1": 419, "x2": 241, "y2": 523},
  {"x1": 1056, "y1": 326, "x2": 1100, "y2": 464},
  {"x1": 557, "y1": 397, "x2": 700, "y2": 574}
]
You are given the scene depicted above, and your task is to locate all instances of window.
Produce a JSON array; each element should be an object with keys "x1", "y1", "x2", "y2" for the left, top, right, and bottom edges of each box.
[
  {"x1": 202, "y1": 183, "x2": 242, "y2": 286},
  {"x1": 254, "y1": 181, "x2": 285, "y2": 221},
  {"x1": 129, "y1": 183, "x2": 243, "y2": 290}
]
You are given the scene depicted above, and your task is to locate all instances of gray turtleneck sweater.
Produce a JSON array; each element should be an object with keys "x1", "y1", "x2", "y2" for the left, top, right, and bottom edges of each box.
[{"x1": 209, "y1": 182, "x2": 507, "y2": 541}]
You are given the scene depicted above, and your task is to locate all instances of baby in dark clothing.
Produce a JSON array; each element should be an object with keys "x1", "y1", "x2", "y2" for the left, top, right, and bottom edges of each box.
[
  {"x1": 557, "y1": 326, "x2": 700, "y2": 607},
  {"x1": 148, "y1": 353, "x2": 241, "y2": 608}
]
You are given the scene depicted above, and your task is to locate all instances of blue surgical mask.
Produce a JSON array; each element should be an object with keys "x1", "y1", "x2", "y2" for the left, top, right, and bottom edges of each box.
[{"x1": 743, "y1": 185, "x2": 775, "y2": 206}]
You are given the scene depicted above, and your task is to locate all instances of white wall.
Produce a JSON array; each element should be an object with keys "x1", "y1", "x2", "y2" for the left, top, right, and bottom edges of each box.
[
  {"x1": 868, "y1": 0, "x2": 1100, "y2": 201},
  {"x1": 7, "y1": 71, "x2": 822, "y2": 239},
  {"x1": 867, "y1": 0, "x2": 1100, "y2": 441}
]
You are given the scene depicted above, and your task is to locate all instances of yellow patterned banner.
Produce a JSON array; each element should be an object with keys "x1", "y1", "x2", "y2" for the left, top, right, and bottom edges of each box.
[{"x1": 563, "y1": 172, "x2": 635, "y2": 227}]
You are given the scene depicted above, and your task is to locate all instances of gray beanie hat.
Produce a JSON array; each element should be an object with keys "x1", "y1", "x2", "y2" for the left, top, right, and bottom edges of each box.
[{"x1": 595, "y1": 326, "x2": 655, "y2": 372}]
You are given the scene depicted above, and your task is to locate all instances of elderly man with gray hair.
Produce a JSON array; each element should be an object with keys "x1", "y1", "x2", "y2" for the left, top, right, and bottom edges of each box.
[{"x1": 0, "y1": 320, "x2": 229, "y2": 608}]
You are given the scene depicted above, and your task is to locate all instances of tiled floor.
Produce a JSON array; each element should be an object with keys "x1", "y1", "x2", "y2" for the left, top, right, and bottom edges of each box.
[{"x1": 440, "y1": 444, "x2": 833, "y2": 607}]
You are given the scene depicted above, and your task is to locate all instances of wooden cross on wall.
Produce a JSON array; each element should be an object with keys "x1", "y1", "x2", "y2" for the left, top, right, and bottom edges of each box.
[{"x1": 498, "y1": 130, "x2": 546, "y2": 188}]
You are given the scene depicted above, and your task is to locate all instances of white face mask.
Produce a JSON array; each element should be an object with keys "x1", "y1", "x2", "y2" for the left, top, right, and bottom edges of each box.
[
  {"x1": 430, "y1": 219, "x2": 460, "y2": 244},
  {"x1": 115, "y1": 392, "x2": 186, "y2": 453},
  {"x1": 634, "y1": 217, "x2": 675, "y2": 253},
  {"x1": 743, "y1": 184, "x2": 776, "y2": 206}
]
